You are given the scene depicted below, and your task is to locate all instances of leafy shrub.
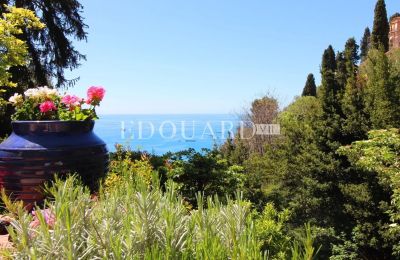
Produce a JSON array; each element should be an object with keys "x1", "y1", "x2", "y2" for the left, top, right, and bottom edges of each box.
[
  {"x1": 167, "y1": 148, "x2": 246, "y2": 206},
  {"x1": 255, "y1": 203, "x2": 291, "y2": 258},
  {"x1": 1, "y1": 172, "x2": 318, "y2": 259},
  {"x1": 1, "y1": 174, "x2": 263, "y2": 259}
]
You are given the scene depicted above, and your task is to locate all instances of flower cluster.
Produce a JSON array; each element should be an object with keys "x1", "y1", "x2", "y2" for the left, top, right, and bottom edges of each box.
[
  {"x1": 87, "y1": 86, "x2": 105, "y2": 105},
  {"x1": 9, "y1": 86, "x2": 105, "y2": 121},
  {"x1": 61, "y1": 95, "x2": 82, "y2": 107},
  {"x1": 39, "y1": 101, "x2": 57, "y2": 113},
  {"x1": 24, "y1": 86, "x2": 58, "y2": 100}
]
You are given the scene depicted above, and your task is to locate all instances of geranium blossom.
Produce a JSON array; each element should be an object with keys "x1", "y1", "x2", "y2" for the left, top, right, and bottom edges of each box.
[
  {"x1": 86, "y1": 86, "x2": 105, "y2": 104},
  {"x1": 62, "y1": 95, "x2": 82, "y2": 106},
  {"x1": 39, "y1": 101, "x2": 57, "y2": 113}
]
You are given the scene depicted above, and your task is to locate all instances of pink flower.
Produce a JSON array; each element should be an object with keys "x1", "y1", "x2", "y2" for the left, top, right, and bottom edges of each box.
[
  {"x1": 30, "y1": 209, "x2": 55, "y2": 229},
  {"x1": 39, "y1": 101, "x2": 57, "y2": 113},
  {"x1": 61, "y1": 95, "x2": 82, "y2": 106},
  {"x1": 86, "y1": 86, "x2": 105, "y2": 104}
]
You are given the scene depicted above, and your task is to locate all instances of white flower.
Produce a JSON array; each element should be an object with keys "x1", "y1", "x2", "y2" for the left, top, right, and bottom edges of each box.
[
  {"x1": 38, "y1": 86, "x2": 59, "y2": 97},
  {"x1": 24, "y1": 88, "x2": 40, "y2": 98},
  {"x1": 8, "y1": 93, "x2": 23, "y2": 105},
  {"x1": 24, "y1": 86, "x2": 59, "y2": 100}
]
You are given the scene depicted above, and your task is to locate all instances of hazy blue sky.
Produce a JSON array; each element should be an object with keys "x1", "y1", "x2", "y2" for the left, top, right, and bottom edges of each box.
[{"x1": 66, "y1": 0, "x2": 398, "y2": 114}]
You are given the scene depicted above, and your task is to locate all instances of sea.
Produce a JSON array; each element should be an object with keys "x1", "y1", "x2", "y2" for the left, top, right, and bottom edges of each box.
[{"x1": 94, "y1": 114, "x2": 241, "y2": 155}]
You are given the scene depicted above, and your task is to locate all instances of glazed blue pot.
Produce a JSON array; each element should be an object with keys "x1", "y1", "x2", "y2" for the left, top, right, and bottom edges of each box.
[{"x1": 0, "y1": 120, "x2": 108, "y2": 207}]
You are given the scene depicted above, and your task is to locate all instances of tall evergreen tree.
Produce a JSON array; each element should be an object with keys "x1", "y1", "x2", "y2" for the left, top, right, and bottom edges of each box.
[
  {"x1": 344, "y1": 38, "x2": 360, "y2": 66},
  {"x1": 360, "y1": 27, "x2": 371, "y2": 61},
  {"x1": 335, "y1": 51, "x2": 347, "y2": 97},
  {"x1": 320, "y1": 46, "x2": 339, "y2": 113},
  {"x1": 319, "y1": 45, "x2": 343, "y2": 149},
  {"x1": 335, "y1": 38, "x2": 359, "y2": 106},
  {"x1": 301, "y1": 73, "x2": 317, "y2": 97},
  {"x1": 341, "y1": 38, "x2": 367, "y2": 143},
  {"x1": 371, "y1": 0, "x2": 389, "y2": 52},
  {"x1": 321, "y1": 45, "x2": 337, "y2": 72},
  {"x1": 344, "y1": 38, "x2": 360, "y2": 77}
]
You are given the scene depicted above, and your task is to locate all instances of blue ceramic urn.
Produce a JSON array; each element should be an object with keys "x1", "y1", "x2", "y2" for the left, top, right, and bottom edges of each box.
[{"x1": 0, "y1": 120, "x2": 108, "y2": 207}]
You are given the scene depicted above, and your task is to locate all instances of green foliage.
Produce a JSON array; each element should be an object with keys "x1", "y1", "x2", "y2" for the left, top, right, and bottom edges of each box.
[
  {"x1": 341, "y1": 38, "x2": 368, "y2": 143},
  {"x1": 1, "y1": 173, "x2": 318, "y2": 259},
  {"x1": 343, "y1": 38, "x2": 359, "y2": 75},
  {"x1": 339, "y1": 129, "x2": 400, "y2": 256},
  {"x1": 371, "y1": 0, "x2": 390, "y2": 52},
  {"x1": 0, "y1": 4, "x2": 44, "y2": 121},
  {"x1": 361, "y1": 48, "x2": 400, "y2": 129},
  {"x1": 241, "y1": 96, "x2": 343, "y2": 236},
  {"x1": 321, "y1": 45, "x2": 337, "y2": 72},
  {"x1": 219, "y1": 3, "x2": 400, "y2": 259},
  {"x1": 1, "y1": 0, "x2": 88, "y2": 88},
  {"x1": 255, "y1": 203, "x2": 291, "y2": 258},
  {"x1": 58, "y1": 105, "x2": 97, "y2": 121},
  {"x1": 0, "y1": 6, "x2": 44, "y2": 89},
  {"x1": 335, "y1": 52, "x2": 347, "y2": 95},
  {"x1": 341, "y1": 76, "x2": 369, "y2": 142},
  {"x1": 302, "y1": 74, "x2": 317, "y2": 97},
  {"x1": 104, "y1": 147, "x2": 154, "y2": 192},
  {"x1": 167, "y1": 148, "x2": 246, "y2": 206},
  {"x1": 291, "y1": 223, "x2": 320, "y2": 260},
  {"x1": 360, "y1": 27, "x2": 371, "y2": 62},
  {"x1": 0, "y1": 6, "x2": 44, "y2": 135},
  {"x1": 319, "y1": 45, "x2": 343, "y2": 150}
]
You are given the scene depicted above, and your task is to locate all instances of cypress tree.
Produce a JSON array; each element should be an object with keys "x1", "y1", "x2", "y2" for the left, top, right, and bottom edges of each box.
[
  {"x1": 322, "y1": 45, "x2": 337, "y2": 72},
  {"x1": 319, "y1": 45, "x2": 343, "y2": 149},
  {"x1": 335, "y1": 51, "x2": 347, "y2": 96},
  {"x1": 360, "y1": 27, "x2": 371, "y2": 61},
  {"x1": 302, "y1": 73, "x2": 317, "y2": 97},
  {"x1": 371, "y1": 0, "x2": 390, "y2": 52},
  {"x1": 344, "y1": 38, "x2": 360, "y2": 77},
  {"x1": 341, "y1": 39, "x2": 367, "y2": 142},
  {"x1": 320, "y1": 45, "x2": 338, "y2": 111}
]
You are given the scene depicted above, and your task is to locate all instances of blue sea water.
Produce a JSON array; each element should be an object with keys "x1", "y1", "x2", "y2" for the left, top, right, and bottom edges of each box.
[{"x1": 94, "y1": 114, "x2": 240, "y2": 155}]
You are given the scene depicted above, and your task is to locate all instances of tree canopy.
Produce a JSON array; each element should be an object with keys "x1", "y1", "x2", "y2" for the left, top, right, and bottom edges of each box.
[
  {"x1": 0, "y1": 6, "x2": 44, "y2": 88},
  {"x1": 302, "y1": 73, "x2": 317, "y2": 97},
  {"x1": 371, "y1": 0, "x2": 390, "y2": 51},
  {"x1": 0, "y1": 0, "x2": 88, "y2": 88}
]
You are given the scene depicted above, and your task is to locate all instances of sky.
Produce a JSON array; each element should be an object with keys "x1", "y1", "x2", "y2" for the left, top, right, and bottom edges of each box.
[{"x1": 66, "y1": 0, "x2": 398, "y2": 114}]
